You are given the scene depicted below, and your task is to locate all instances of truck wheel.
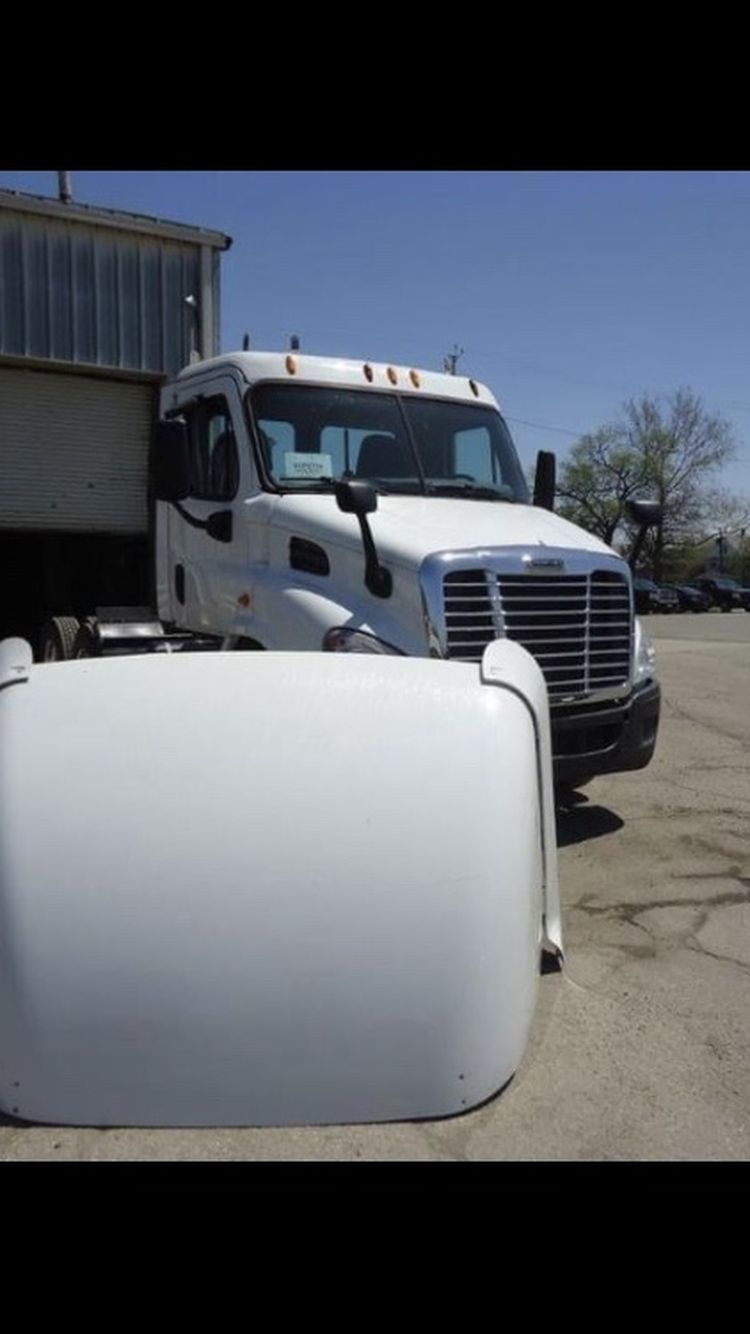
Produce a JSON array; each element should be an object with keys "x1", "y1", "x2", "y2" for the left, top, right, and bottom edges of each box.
[
  {"x1": 39, "y1": 616, "x2": 80, "y2": 662},
  {"x1": 72, "y1": 620, "x2": 99, "y2": 658}
]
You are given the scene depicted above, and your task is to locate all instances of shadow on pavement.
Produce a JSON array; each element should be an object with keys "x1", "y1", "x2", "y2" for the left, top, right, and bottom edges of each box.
[{"x1": 555, "y1": 790, "x2": 624, "y2": 847}]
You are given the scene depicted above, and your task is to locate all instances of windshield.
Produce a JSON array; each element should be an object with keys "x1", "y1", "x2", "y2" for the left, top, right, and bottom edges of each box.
[{"x1": 247, "y1": 384, "x2": 529, "y2": 502}]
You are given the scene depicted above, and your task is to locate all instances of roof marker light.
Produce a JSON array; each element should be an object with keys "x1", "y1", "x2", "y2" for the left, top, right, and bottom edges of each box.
[
  {"x1": 363, "y1": 364, "x2": 374, "y2": 382},
  {"x1": 469, "y1": 379, "x2": 480, "y2": 397},
  {"x1": 409, "y1": 370, "x2": 421, "y2": 388},
  {"x1": 387, "y1": 367, "x2": 398, "y2": 385},
  {"x1": 286, "y1": 355, "x2": 297, "y2": 375}
]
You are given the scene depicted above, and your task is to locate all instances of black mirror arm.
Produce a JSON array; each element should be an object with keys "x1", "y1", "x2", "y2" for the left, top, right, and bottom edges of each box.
[
  {"x1": 334, "y1": 480, "x2": 391, "y2": 597},
  {"x1": 629, "y1": 525, "x2": 651, "y2": 572},
  {"x1": 173, "y1": 502, "x2": 233, "y2": 544},
  {"x1": 359, "y1": 516, "x2": 392, "y2": 598},
  {"x1": 358, "y1": 515, "x2": 392, "y2": 598}
]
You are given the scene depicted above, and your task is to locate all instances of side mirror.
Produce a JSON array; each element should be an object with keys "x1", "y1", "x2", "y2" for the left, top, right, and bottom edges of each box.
[
  {"x1": 206, "y1": 511, "x2": 233, "y2": 544},
  {"x1": 533, "y1": 451, "x2": 556, "y2": 511},
  {"x1": 626, "y1": 498, "x2": 662, "y2": 528},
  {"x1": 626, "y1": 498, "x2": 663, "y2": 572},
  {"x1": 333, "y1": 480, "x2": 390, "y2": 598},
  {"x1": 151, "y1": 420, "x2": 191, "y2": 502},
  {"x1": 335, "y1": 480, "x2": 378, "y2": 516}
]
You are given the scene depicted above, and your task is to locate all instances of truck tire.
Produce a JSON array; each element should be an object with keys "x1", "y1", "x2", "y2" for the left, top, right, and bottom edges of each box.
[
  {"x1": 40, "y1": 617, "x2": 81, "y2": 662},
  {"x1": 72, "y1": 620, "x2": 99, "y2": 658}
]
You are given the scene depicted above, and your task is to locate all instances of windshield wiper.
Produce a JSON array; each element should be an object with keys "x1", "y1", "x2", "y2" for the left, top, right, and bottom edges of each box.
[
  {"x1": 279, "y1": 477, "x2": 393, "y2": 495},
  {"x1": 279, "y1": 477, "x2": 349, "y2": 494},
  {"x1": 424, "y1": 482, "x2": 515, "y2": 501}
]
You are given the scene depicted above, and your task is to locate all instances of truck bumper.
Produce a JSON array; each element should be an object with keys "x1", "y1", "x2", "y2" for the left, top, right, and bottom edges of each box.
[{"x1": 551, "y1": 678, "x2": 661, "y2": 788}]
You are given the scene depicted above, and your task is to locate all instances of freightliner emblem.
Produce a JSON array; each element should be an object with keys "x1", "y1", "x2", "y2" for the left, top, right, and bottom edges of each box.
[{"x1": 523, "y1": 555, "x2": 565, "y2": 569}]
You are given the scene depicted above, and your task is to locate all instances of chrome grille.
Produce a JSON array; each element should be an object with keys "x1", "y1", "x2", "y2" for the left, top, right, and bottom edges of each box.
[{"x1": 443, "y1": 567, "x2": 632, "y2": 700}]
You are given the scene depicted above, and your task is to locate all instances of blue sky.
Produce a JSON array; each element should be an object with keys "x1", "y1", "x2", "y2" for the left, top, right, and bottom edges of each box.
[{"x1": 3, "y1": 170, "x2": 749, "y2": 509}]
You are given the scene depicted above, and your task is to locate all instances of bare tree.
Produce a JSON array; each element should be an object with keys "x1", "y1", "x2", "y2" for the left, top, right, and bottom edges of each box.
[
  {"x1": 699, "y1": 486, "x2": 750, "y2": 535},
  {"x1": 557, "y1": 389, "x2": 737, "y2": 577}
]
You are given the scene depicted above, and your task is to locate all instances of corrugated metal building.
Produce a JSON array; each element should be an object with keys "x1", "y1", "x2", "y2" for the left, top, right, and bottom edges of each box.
[{"x1": 0, "y1": 186, "x2": 232, "y2": 535}]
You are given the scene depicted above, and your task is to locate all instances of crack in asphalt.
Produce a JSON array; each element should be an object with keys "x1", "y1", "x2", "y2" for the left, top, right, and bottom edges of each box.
[
  {"x1": 665, "y1": 697, "x2": 750, "y2": 747},
  {"x1": 665, "y1": 772, "x2": 750, "y2": 810},
  {"x1": 620, "y1": 808, "x2": 750, "y2": 830},
  {"x1": 683, "y1": 762, "x2": 749, "y2": 773},
  {"x1": 676, "y1": 873, "x2": 750, "y2": 887},
  {"x1": 676, "y1": 837, "x2": 750, "y2": 866},
  {"x1": 575, "y1": 882, "x2": 750, "y2": 917},
  {"x1": 684, "y1": 941, "x2": 750, "y2": 974},
  {"x1": 570, "y1": 879, "x2": 750, "y2": 971}
]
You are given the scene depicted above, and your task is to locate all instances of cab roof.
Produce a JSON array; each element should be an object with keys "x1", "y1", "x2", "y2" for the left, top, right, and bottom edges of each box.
[{"x1": 175, "y1": 351, "x2": 499, "y2": 407}]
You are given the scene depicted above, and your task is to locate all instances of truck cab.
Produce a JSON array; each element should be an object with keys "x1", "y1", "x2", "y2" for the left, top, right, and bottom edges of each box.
[{"x1": 154, "y1": 350, "x2": 660, "y2": 787}]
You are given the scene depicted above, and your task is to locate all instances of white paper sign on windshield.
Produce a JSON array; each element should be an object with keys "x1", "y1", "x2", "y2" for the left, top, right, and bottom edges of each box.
[{"x1": 284, "y1": 452, "x2": 333, "y2": 480}]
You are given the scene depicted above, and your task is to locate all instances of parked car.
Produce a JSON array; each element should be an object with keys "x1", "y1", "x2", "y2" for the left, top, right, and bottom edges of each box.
[
  {"x1": 655, "y1": 585, "x2": 681, "y2": 613},
  {"x1": 688, "y1": 575, "x2": 750, "y2": 612},
  {"x1": 664, "y1": 583, "x2": 711, "y2": 612},
  {"x1": 634, "y1": 577, "x2": 674, "y2": 613}
]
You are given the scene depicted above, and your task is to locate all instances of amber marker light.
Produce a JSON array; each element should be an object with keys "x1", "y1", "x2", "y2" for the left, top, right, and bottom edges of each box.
[
  {"x1": 387, "y1": 367, "x2": 398, "y2": 385},
  {"x1": 409, "y1": 370, "x2": 421, "y2": 388},
  {"x1": 286, "y1": 355, "x2": 297, "y2": 375},
  {"x1": 363, "y1": 364, "x2": 374, "y2": 382}
]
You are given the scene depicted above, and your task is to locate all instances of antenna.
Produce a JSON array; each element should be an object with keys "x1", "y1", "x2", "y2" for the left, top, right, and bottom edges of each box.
[
  {"x1": 443, "y1": 344, "x2": 464, "y2": 375},
  {"x1": 242, "y1": 333, "x2": 250, "y2": 351},
  {"x1": 57, "y1": 171, "x2": 73, "y2": 204},
  {"x1": 289, "y1": 334, "x2": 300, "y2": 351}
]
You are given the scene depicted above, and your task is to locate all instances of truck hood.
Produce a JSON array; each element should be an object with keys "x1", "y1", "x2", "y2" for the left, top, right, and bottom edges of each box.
[
  {"x1": 271, "y1": 494, "x2": 618, "y2": 568},
  {"x1": 0, "y1": 637, "x2": 558, "y2": 1126}
]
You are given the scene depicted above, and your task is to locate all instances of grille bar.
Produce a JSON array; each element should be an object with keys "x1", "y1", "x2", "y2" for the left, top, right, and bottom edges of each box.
[{"x1": 443, "y1": 567, "x2": 632, "y2": 700}]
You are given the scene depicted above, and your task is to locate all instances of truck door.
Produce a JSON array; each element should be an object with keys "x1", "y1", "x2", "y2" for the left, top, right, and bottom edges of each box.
[{"x1": 165, "y1": 382, "x2": 249, "y2": 635}]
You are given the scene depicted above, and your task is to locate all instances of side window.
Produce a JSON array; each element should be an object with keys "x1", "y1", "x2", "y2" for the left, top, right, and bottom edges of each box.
[{"x1": 185, "y1": 398, "x2": 239, "y2": 501}]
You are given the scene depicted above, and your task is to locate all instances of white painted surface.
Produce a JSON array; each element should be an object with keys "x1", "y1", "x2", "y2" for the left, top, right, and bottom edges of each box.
[
  {"x1": 173, "y1": 350, "x2": 500, "y2": 406},
  {"x1": 267, "y1": 492, "x2": 615, "y2": 569},
  {"x1": 0, "y1": 643, "x2": 556, "y2": 1127}
]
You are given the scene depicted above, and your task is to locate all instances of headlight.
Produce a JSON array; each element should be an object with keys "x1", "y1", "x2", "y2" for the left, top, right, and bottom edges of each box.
[
  {"x1": 322, "y1": 627, "x2": 405, "y2": 655},
  {"x1": 633, "y1": 615, "x2": 656, "y2": 684}
]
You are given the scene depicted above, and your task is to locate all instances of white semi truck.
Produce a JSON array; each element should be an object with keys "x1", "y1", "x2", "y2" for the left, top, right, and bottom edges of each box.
[{"x1": 29, "y1": 349, "x2": 660, "y2": 789}]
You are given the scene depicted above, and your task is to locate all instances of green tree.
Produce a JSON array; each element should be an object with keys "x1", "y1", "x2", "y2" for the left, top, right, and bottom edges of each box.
[
  {"x1": 555, "y1": 425, "x2": 644, "y2": 546},
  {"x1": 557, "y1": 389, "x2": 738, "y2": 578}
]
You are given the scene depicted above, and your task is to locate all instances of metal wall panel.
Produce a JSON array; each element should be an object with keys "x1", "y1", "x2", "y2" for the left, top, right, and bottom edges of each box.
[
  {"x1": 0, "y1": 211, "x2": 204, "y2": 377},
  {"x1": 0, "y1": 366, "x2": 156, "y2": 533}
]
